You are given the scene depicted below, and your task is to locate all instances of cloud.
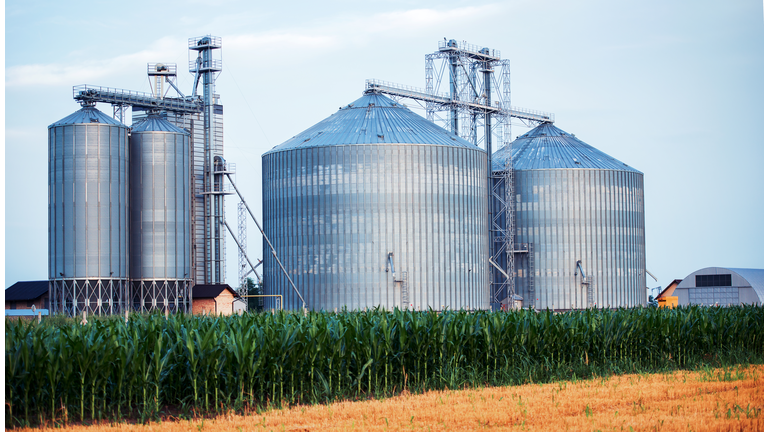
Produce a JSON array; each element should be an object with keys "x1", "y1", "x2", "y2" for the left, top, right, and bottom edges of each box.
[
  {"x1": 7, "y1": 5, "x2": 503, "y2": 88},
  {"x1": 224, "y1": 4, "x2": 501, "y2": 55},
  {"x1": 6, "y1": 36, "x2": 183, "y2": 88},
  {"x1": 226, "y1": 33, "x2": 340, "y2": 53},
  {"x1": 360, "y1": 6, "x2": 498, "y2": 33}
]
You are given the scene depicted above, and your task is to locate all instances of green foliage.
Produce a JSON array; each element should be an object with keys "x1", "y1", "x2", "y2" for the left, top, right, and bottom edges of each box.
[
  {"x1": 246, "y1": 278, "x2": 263, "y2": 312},
  {"x1": 5, "y1": 305, "x2": 763, "y2": 427}
]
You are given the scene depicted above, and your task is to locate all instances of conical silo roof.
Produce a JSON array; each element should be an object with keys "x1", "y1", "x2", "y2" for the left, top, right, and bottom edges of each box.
[
  {"x1": 265, "y1": 92, "x2": 477, "y2": 154},
  {"x1": 492, "y1": 122, "x2": 640, "y2": 173},
  {"x1": 49, "y1": 106, "x2": 126, "y2": 128},
  {"x1": 131, "y1": 114, "x2": 188, "y2": 134}
]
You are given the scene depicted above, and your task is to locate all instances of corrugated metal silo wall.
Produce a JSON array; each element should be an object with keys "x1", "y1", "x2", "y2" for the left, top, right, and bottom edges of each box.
[
  {"x1": 263, "y1": 144, "x2": 489, "y2": 311},
  {"x1": 49, "y1": 121, "x2": 129, "y2": 280},
  {"x1": 129, "y1": 130, "x2": 191, "y2": 280},
  {"x1": 492, "y1": 169, "x2": 645, "y2": 309},
  {"x1": 135, "y1": 109, "x2": 222, "y2": 286}
]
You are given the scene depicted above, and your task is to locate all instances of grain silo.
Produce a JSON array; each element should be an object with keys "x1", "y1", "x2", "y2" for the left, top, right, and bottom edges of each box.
[
  {"x1": 48, "y1": 104, "x2": 130, "y2": 315},
  {"x1": 492, "y1": 122, "x2": 645, "y2": 310},
  {"x1": 262, "y1": 92, "x2": 489, "y2": 311},
  {"x1": 129, "y1": 114, "x2": 192, "y2": 312}
]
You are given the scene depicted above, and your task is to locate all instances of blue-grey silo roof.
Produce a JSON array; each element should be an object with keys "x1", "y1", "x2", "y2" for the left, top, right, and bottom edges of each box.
[
  {"x1": 131, "y1": 114, "x2": 188, "y2": 134},
  {"x1": 265, "y1": 93, "x2": 479, "y2": 154},
  {"x1": 49, "y1": 106, "x2": 127, "y2": 128},
  {"x1": 492, "y1": 122, "x2": 641, "y2": 173}
]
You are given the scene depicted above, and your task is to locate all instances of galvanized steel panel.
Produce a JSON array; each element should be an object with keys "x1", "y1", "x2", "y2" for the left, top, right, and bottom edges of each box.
[
  {"x1": 265, "y1": 93, "x2": 478, "y2": 153},
  {"x1": 48, "y1": 107, "x2": 124, "y2": 128},
  {"x1": 492, "y1": 122, "x2": 645, "y2": 310},
  {"x1": 48, "y1": 107, "x2": 129, "y2": 280},
  {"x1": 129, "y1": 115, "x2": 191, "y2": 281},
  {"x1": 263, "y1": 143, "x2": 489, "y2": 311},
  {"x1": 493, "y1": 123, "x2": 641, "y2": 172}
]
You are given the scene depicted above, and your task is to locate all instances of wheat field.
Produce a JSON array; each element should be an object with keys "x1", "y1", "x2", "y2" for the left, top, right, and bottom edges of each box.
[{"x1": 19, "y1": 364, "x2": 762, "y2": 431}]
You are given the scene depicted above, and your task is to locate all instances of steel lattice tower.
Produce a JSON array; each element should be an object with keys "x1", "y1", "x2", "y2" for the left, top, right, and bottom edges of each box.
[
  {"x1": 365, "y1": 39, "x2": 553, "y2": 308},
  {"x1": 189, "y1": 36, "x2": 227, "y2": 285},
  {"x1": 424, "y1": 40, "x2": 513, "y2": 307},
  {"x1": 237, "y1": 202, "x2": 248, "y2": 297}
]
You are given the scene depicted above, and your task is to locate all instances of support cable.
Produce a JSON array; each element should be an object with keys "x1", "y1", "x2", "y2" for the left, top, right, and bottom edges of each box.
[
  {"x1": 221, "y1": 219, "x2": 262, "y2": 284},
  {"x1": 223, "y1": 173, "x2": 306, "y2": 309}
]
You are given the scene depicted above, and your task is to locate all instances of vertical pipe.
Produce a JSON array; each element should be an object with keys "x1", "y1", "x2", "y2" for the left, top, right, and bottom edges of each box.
[
  {"x1": 198, "y1": 41, "x2": 223, "y2": 284},
  {"x1": 484, "y1": 64, "x2": 494, "y2": 308},
  {"x1": 449, "y1": 54, "x2": 458, "y2": 135}
]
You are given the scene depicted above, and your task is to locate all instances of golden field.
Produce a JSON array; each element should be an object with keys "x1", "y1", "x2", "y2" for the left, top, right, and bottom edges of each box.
[{"x1": 19, "y1": 365, "x2": 763, "y2": 431}]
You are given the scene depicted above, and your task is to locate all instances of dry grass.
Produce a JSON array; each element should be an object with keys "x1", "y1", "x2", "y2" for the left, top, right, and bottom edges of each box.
[{"x1": 22, "y1": 365, "x2": 763, "y2": 431}]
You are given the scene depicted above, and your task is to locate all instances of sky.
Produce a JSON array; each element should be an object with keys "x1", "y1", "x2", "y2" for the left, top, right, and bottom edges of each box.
[{"x1": 4, "y1": 0, "x2": 764, "y2": 293}]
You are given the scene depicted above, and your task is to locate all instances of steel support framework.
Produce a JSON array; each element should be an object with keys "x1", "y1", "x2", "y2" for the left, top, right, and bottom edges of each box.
[
  {"x1": 223, "y1": 172, "x2": 306, "y2": 309},
  {"x1": 237, "y1": 202, "x2": 248, "y2": 297},
  {"x1": 49, "y1": 279, "x2": 130, "y2": 316},
  {"x1": 425, "y1": 40, "x2": 514, "y2": 307},
  {"x1": 189, "y1": 36, "x2": 225, "y2": 285},
  {"x1": 365, "y1": 39, "x2": 550, "y2": 307},
  {"x1": 130, "y1": 280, "x2": 191, "y2": 313}
]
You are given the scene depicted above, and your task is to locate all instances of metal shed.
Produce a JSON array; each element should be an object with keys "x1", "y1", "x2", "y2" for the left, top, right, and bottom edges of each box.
[{"x1": 674, "y1": 267, "x2": 763, "y2": 306}]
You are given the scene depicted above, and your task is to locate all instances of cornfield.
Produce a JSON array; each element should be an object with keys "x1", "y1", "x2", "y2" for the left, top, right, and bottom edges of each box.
[{"x1": 5, "y1": 305, "x2": 763, "y2": 427}]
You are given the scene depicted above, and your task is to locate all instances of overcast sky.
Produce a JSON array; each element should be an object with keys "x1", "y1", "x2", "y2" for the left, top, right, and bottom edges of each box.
[{"x1": 4, "y1": 0, "x2": 764, "y2": 292}]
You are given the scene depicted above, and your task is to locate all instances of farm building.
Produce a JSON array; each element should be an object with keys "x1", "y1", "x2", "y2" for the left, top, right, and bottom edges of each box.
[
  {"x1": 192, "y1": 284, "x2": 241, "y2": 315},
  {"x1": 655, "y1": 279, "x2": 682, "y2": 308},
  {"x1": 5, "y1": 280, "x2": 49, "y2": 311},
  {"x1": 674, "y1": 267, "x2": 763, "y2": 306}
]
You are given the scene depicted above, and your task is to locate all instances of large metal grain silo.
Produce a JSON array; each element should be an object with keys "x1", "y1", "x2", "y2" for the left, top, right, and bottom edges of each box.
[
  {"x1": 263, "y1": 92, "x2": 489, "y2": 311},
  {"x1": 129, "y1": 114, "x2": 192, "y2": 312},
  {"x1": 48, "y1": 105, "x2": 130, "y2": 315},
  {"x1": 492, "y1": 122, "x2": 645, "y2": 310}
]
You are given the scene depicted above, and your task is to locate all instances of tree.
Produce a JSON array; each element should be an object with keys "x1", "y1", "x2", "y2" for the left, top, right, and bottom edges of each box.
[{"x1": 246, "y1": 277, "x2": 264, "y2": 312}]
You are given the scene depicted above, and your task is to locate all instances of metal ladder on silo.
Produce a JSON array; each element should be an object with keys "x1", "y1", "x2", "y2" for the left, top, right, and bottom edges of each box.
[
  {"x1": 506, "y1": 166, "x2": 516, "y2": 303},
  {"x1": 388, "y1": 252, "x2": 409, "y2": 309},
  {"x1": 400, "y1": 271, "x2": 409, "y2": 309},
  {"x1": 586, "y1": 276, "x2": 594, "y2": 307},
  {"x1": 527, "y1": 243, "x2": 535, "y2": 300}
]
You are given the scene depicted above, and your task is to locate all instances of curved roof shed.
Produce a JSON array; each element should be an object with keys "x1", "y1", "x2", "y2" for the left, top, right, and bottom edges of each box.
[{"x1": 675, "y1": 267, "x2": 763, "y2": 306}]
